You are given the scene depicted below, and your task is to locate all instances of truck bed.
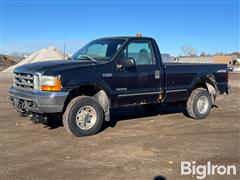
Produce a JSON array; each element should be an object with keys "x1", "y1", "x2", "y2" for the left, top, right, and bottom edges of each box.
[{"x1": 163, "y1": 63, "x2": 228, "y2": 102}]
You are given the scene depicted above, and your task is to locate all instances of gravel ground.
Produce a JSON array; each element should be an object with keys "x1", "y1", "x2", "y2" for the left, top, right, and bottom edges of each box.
[{"x1": 0, "y1": 73, "x2": 239, "y2": 180}]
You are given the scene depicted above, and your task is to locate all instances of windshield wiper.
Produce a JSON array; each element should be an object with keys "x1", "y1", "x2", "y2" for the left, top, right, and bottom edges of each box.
[{"x1": 79, "y1": 55, "x2": 97, "y2": 62}]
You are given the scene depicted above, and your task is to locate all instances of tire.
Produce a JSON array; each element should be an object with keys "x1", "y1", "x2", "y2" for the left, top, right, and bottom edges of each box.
[
  {"x1": 186, "y1": 88, "x2": 212, "y2": 119},
  {"x1": 63, "y1": 96, "x2": 104, "y2": 137}
]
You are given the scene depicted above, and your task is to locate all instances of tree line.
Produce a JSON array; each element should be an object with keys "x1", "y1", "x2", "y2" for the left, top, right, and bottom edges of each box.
[{"x1": 180, "y1": 45, "x2": 239, "y2": 57}]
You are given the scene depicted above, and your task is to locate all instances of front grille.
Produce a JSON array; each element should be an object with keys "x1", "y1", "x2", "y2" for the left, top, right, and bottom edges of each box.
[{"x1": 14, "y1": 72, "x2": 34, "y2": 91}]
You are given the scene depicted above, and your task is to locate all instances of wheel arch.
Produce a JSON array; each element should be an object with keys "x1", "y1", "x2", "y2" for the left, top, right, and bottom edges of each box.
[
  {"x1": 189, "y1": 74, "x2": 219, "y2": 101},
  {"x1": 63, "y1": 83, "x2": 111, "y2": 121}
]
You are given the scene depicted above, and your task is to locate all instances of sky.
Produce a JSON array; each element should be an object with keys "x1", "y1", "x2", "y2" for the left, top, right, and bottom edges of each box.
[{"x1": 0, "y1": 0, "x2": 239, "y2": 56}]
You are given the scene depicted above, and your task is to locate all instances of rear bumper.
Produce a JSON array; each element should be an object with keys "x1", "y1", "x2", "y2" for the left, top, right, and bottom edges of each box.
[{"x1": 9, "y1": 86, "x2": 69, "y2": 113}]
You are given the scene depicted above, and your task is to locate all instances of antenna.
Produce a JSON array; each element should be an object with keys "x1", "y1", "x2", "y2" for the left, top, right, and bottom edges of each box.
[{"x1": 63, "y1": 25, "x2": 67, "y2": 60}]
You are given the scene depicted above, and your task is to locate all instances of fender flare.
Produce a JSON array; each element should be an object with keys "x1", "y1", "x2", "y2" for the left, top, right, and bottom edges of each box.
[
  {"x1": 190, "y1": 73, "x2": 220, "y2": 102},
  {"x1": 65, "y1": 81, "x2": 112, "y2": 121}
]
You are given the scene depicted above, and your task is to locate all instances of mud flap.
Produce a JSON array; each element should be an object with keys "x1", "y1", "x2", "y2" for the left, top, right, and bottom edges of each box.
[{"x1": 94, "y1": 90, "x2": 110, "y2": 121}]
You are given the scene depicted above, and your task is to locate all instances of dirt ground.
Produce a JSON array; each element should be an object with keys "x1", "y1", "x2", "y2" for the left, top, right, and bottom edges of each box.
[
  {"x1": 0, "y1": 73, "x2": 239, "y2": 180},
  {"x1": 0, "y1": 55, "x2": 23, "y2": 71}
]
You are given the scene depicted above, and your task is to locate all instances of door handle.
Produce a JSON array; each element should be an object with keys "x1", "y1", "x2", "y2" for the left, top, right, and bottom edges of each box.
[{"x1": 154, "y1": 70, "x2": 160, "y2": 79}]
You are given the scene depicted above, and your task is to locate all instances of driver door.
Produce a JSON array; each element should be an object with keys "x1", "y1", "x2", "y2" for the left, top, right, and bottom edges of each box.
[{"x1": 116, "y1": 40, "x2": 161, "y2": 106}]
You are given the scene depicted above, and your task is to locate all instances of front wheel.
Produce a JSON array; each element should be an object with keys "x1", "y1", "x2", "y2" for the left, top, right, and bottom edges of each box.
[
  {"x1": 186, "y1": 88, "x2": 212, "y2": 119},
  {"x1": 63, "y1": 96, "x2": 104, "y2": 137}
]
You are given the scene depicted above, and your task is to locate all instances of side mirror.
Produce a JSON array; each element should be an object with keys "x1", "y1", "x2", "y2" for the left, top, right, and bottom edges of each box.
[{"x1": 122, "y1": 57, "x2": 135, "y2": 68}]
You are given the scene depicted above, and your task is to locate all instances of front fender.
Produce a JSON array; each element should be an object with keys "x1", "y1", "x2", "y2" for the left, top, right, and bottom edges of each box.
[{"x1": 62, "y1": 77, "x2": 113, "y2": 98}]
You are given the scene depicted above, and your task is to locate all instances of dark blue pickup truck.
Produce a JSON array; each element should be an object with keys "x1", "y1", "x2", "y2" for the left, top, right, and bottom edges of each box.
[{"x1": 9, "y1": 36, "x2": 229, "y2": 137}]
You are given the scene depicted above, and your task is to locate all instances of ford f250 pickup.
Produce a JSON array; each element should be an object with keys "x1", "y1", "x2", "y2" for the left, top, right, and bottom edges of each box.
[{"x1": 9, "y1": 36, "x2": 229, "y2": 137}]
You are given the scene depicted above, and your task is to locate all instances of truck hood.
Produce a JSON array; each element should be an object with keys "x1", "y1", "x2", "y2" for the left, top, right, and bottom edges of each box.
[{"x1": 14, "y1": 60, "x2": 96, "y2": 75}]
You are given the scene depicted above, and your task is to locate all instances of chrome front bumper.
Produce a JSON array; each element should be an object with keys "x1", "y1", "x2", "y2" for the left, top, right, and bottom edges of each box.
[{"x1": 9, "y1": 86, "x2": 69, "y2": 114}]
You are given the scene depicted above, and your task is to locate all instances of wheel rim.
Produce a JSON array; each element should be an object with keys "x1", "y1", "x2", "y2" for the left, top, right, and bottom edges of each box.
[
  {"x1": 196, "y1": 96, "x2": 209, "y2": 114},
  {"x1": 76, "y1": 106, "x2": 97, "y2": 130}
]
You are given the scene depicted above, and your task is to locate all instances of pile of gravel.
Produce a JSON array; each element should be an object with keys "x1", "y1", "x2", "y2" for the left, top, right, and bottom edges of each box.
[{"x1": 3, "y1": 47, "x2": 68, "y2": 72}]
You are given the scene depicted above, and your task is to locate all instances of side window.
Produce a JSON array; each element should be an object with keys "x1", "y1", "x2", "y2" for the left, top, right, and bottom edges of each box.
[{"x1": 124, "y1": 42, "x2": 155, "y2": 65}]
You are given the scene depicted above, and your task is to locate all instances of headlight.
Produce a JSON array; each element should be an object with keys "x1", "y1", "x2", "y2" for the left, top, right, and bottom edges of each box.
[{"x1": 40, "y1": 75, "x2": 62, "y2": 92}]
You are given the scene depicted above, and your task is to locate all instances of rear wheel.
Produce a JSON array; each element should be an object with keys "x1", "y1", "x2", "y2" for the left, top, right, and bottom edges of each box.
[
  {"x1": 63, "y1": 96, "x2": 104, "y2": 137},
  {"x1": 186, "y1": 88, "x2": 212, "y2": 119}
]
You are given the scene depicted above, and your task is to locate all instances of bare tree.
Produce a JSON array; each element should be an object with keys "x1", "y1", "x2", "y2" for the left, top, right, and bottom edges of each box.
[
  {"x1": 10, "y1": 51, "x2": 24, "y2": 58},
  {"x1": 200, "y1": 52, "x2": 207, "y2": 57},
  {"x1": 9, "y1": 51, "x2": 30, "y2": 58},
  {"x1": 214, "y1": 52, "x2": 224, "y2": 56},
  {"x1": 230, "y1": 51, "x2": 240, "y2": 57},
  {"x1": 181, "y1": 45, "x2": 197, "y2": 56}
]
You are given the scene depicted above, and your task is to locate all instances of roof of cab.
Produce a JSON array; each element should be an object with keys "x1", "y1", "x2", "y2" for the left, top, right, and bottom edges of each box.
[{"x1": 95, "y1": 36, "x2": 154, "y2": 41}]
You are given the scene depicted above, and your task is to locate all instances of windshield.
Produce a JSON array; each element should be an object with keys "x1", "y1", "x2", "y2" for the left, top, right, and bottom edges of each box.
[{"x1": 72, "y1": 39, "x2": 125, "y2": 61}]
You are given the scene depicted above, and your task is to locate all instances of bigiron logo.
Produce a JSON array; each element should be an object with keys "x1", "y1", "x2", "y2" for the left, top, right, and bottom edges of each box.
[{"x1": 181, "y1": 161, "x2": 237, "y2": 179}]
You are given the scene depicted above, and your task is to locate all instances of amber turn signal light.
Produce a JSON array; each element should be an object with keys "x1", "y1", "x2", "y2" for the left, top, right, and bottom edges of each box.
[{"x1": 41, "y1": 78, "x2": 62, "y2": 92}]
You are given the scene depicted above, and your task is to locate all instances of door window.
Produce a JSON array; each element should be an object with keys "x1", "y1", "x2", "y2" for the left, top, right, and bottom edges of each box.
[{"x1": 123, "y1": 42, "x2": 155, "y2": 65}]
